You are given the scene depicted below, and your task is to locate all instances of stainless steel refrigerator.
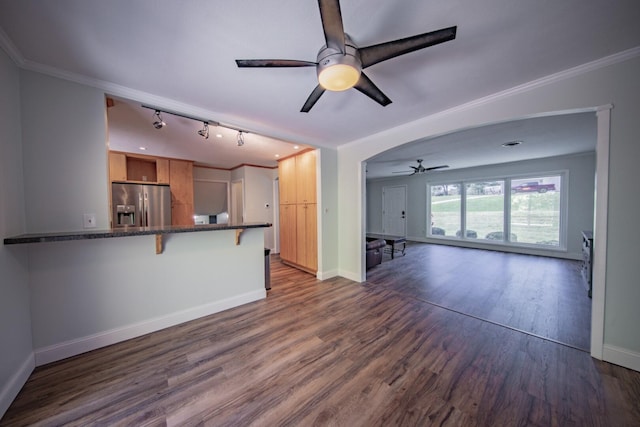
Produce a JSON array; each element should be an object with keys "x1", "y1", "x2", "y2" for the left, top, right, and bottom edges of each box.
[{"x1": 112, "y1": 183, "x2": 171, "y2": 227}]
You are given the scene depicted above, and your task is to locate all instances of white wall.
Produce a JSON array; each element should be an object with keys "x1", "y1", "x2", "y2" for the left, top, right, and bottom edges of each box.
[
  {"x1": 339, "y1": 53, "x2": 640, "y2": 370},
  {"x1": 0, "y1": 47, "x2": 33, "y2": 418},
  {"x1": 28, "y1": 228, "x2": 266, "y2": 365},
  {"x1": 20, "y1": 71, "x2": 110, "y2": 232},
  {"x1": 317, "y1": 147, "x2": 339, "y2": 279},
  {"x1": 194, "y1": 166, "x2": 231, "y2": 182},
  {"x1": 229, "y1": 166, "x2": 277, "y2": 250},
  {"x1": 242, "y1": 166, "x2": 277, "y2": 249},
  {"x1": 367, "y1": 152, "x2": 596, "y2": 259}
]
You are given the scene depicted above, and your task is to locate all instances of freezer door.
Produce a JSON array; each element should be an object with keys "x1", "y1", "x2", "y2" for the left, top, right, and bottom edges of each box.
[
  {"x1": 143, "y1": 184, "x2": 172, "y2": 226},
  {"x1": 112, "y1": 183, "x2": 143, "y2": 227}
]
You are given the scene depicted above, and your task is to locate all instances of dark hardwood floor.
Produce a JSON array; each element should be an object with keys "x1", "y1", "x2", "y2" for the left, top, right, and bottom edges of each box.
[
  {"x1": 2, "y1": 248, "x2": 640, "y2": 426},
  {"x1": 367, "y1": 242, "x2": 591, "y2": 351}
]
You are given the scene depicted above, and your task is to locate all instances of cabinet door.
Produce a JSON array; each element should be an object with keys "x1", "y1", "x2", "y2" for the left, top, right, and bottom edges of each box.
[
  {"x1": 278, "y1": 156, "x2": 297, "y2": 204},
  {"x1": 296, "y1": 150, "x2": 316, "y2": 204},
  {"x1": 279, "y1": 204, "x2": 296, "y2": 263},
  {"x1": 156, "y1": 158, "x2": 170, "y2": 184},
  {"x1": 303, "y1": 203, "x2": 317, "y2": 271},
  {"x1": 109, "y1": 152, "x2": 127, "y2": 182},
  {"x1": 169, "y1": 159, "x2": 194, "y2": 225},
  {"x1": 296, "y1": 203, "x2": 317, "y2": 271}
]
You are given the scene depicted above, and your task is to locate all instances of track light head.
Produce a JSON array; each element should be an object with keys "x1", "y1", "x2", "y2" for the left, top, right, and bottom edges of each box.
[
  {"x1": 198, "y1": 122, "x2": 210, "y2": 139},
  {"x1": 236, "y1": 130, "x2": 245, "y2": 146},
  {"x1": 152, "y1": 110, "x2": 165, "y2": 129}
]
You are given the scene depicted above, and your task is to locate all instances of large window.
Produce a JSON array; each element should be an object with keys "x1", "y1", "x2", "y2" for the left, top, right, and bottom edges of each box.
[
  {"x1": 510, "y1": 176, "x2": 561, "y2": 246},
  {"x1": 466, "y1": 181, "x2": 505, "y2": 241},
  {"x1": 430, "y1": 184, "x2": 461, "y2": 237},
  {"x1": 428, "y1": 174, "x2": 564, "y2": 248}
]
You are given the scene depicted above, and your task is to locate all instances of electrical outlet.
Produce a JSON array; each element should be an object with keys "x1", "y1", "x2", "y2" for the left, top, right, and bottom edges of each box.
[{"x1": 83, "y1": 213, "x2": 97, "y2": 228}]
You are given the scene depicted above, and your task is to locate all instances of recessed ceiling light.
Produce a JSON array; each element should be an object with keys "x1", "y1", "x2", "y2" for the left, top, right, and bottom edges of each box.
[
  {"x1": 216, "y1": 133, "x2": 223, "y2": 138},
  {"x1": 139, "y1": 146, "x2": 147, "y2": 151},
  {"x1": 275, "y1": 154, "x2": 280, "y2": 158},
  {"x1": 293, "y1": 145, "x2": 300, "y2": 149},
  {"x1": 502, "y1": 140, "x2": 523, "y2": 147}
]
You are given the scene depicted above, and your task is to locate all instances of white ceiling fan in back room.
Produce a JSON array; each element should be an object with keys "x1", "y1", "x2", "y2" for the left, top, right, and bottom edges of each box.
[{"x1": 235, "y1": 0, "x2": 457, "y2": 112}]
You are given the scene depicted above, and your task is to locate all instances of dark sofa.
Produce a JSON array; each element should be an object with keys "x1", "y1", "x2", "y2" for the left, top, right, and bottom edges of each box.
[{"x1": 366, "y1": 239, "x2": 386, "y2": 269}]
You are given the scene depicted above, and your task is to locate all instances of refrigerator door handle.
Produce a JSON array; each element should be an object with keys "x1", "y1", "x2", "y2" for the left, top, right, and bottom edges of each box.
[
  {"x1": 138, "y1": 193, "x2": 144, "y2": 227},
  {"x1": 143, "y1": 192, "x2": 149, "y2": 227}
]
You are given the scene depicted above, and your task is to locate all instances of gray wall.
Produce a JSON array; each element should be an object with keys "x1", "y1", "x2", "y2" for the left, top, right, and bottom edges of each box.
[
  {"x1": 367, "y1": 152, "x2": 596, "y2": 259},
  {"x1": 0, "y1": 48, "x2": 32, "y2": 416},
  {"x1": 20, "y1": 71, "x2": 109, "y2": 232}
]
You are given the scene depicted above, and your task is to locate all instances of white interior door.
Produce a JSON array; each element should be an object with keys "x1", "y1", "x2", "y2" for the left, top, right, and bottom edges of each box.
[{"x1": 382, "y1": 185, "x2": 407, "y2": 236}]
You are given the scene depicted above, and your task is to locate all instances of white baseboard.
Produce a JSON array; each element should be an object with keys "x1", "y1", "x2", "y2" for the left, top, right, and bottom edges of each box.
[
  {"x1": 407, "y1": 235, "x2": 580, "y2": 260},
  {"x1": 317, "y1": 269, "x2": 339, "y2": 280},
  {"x1": 0, "y1": 352, "x2": 35, "y2": 419},
  {"x1": 34, "y1": 290, "x2": 266, "y2": 366},
  {"x1": 603, "y1": 344, "x2": 640, "y2": 373},
  {"x1": 339, "y1": 269, "x2": 364, "y2": 283}
]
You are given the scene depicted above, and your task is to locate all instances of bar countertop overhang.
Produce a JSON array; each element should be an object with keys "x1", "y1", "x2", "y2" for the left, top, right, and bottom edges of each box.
[{"x1": 4, "y1": 222, "x2": 272, "y2": 245}]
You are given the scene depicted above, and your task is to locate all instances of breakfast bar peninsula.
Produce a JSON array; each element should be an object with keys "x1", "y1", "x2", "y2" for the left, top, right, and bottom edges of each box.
[{"x1": 4, "y1": 222, "x2": 271, "y2": 365}]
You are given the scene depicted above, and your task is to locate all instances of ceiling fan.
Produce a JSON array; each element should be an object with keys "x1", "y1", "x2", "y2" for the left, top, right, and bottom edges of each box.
[
  {"x1": 393, "y1": 159, "x2": 449, "y2": 176},
  {"x1": 235, "y1": 0, "x2": 457, "y2": 112}
]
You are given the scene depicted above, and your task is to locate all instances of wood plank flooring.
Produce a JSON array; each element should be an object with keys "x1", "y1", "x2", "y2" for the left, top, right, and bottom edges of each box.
[
  {"x1": 366, "y1": 242, "x2": 591, "y2": 350},
  {"x1": 2, "y1": 249, "x2": 640, "y2": 426}
]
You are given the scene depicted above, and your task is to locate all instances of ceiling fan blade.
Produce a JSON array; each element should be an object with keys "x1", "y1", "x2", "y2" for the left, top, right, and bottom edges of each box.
[
  {"x1": 353, "y1": 72, "x2": 392, "y2": 107},
  {"x1": 301, "y1": 85, "x2": 326, "y2": 113},
  {"x1": 392, "y1": 171, "x2": 412, "y2": 174},
  {"x1": 424, "y1": 165, "x2": 449, "y2": 171},
  {"x1": 359, "y1": 26, "x2": 457, "y2": 69},
  {"x1": 318, "y1": 0, "x2": 346, "y2": 52},
  {"x1": 235, "y1": 59, "x2": 317, "y2": 68}
]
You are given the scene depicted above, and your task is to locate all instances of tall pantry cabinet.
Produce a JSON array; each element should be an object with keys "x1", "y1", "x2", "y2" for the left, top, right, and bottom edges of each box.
[{"x1": 279, "y1": 150, "x2": 317, "y2": 274}]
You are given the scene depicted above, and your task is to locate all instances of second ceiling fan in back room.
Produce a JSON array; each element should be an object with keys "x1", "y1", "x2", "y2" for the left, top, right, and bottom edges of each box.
[
  {"x1": 235, "y1": 0, "x2": 457, "y2": 112},
  {"x1": 393, "y1": 159, "x2": 449, "y2": 176}
]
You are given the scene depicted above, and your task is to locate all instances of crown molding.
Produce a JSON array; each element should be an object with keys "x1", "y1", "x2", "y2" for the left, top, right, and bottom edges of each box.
[
  {"x1": 342, "y1": 45, "x2": 640, "y2": 149},
  {"x1": 434, "y1": 46, "x2": 640, "y2": 119}
]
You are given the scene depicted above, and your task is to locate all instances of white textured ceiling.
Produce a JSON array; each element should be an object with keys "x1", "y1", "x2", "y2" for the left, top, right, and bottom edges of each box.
[
  {"x1": 0, "y1": 0, "x2": 638, "y2": 172},
  {"x1": 366, "y1": 112, "x2": 597, "y2": 179}
]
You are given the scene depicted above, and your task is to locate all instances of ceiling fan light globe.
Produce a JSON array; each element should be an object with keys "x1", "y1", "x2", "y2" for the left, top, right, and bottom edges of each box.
[{"x1": 319, "y1": 64, "x2": 360, "y2": 91}]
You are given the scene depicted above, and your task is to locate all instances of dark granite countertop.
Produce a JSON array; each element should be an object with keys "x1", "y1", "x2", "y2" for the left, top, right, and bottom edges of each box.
[{"x1": 4, "y1": 222, "x2": 271, "y2": 245}]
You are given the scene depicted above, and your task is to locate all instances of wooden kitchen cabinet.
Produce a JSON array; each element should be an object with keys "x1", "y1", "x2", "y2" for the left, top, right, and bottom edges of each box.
[
  {"x1": 156, "y1": 158, "x2": 170, "y2": 184},
  {"x1": 169, "y1": 159, "x2": 194, "y2": 226},
  {"x1": 126, "y1": 157, "x2": 157, "y2": 182},
  {"x1": 109, "y1": 152, "x2": 127, "y2": 182},
  {"x1": 279, "y1": 204, "x2": 297, "y2": 263},
  {"x1": 109, "y1": 151, "x2": 170, "y2": 184},
  {"x1": 278, "y1": 149, "x2": 318, "y2": 274},
  {"x1": 278, "y1": 156, "x2": 297, "y2": 204},
  {"x1": 296, "y1": 150, "x2": 316, "y2": 204},
  {"x1": 296, "y1": 203, "x2": 317, "y2": 271}
]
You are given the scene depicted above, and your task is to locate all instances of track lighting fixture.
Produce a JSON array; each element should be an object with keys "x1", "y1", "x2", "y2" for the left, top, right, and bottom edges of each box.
[
  {"x1": 142, "y1": 105, "x2": 249, "y2": 146},
  {"x1": 198, "y1": 122, "x2": 210, "y2": 139},
  {"x1": 152, "y1": 110, "x2": 166, "y2": 129}
]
